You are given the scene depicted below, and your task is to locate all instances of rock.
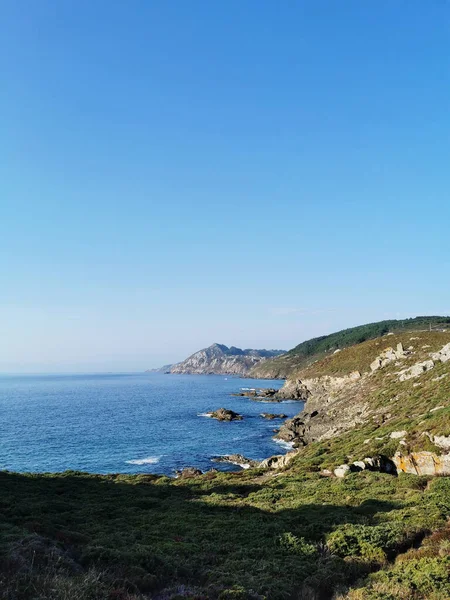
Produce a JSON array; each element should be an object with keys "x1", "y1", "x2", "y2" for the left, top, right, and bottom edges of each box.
[
  {"x1": 430, "y1": 343, "x2": 450, "y2": 364},
  {"x1": 352, "y1": 461, "x2": 366, "y2": 471},
  {"x1": 393, "y1": 451, "x2": 450, "y2": 476},
  {"x1": 259, "y1": 450, "x2": 298, "y2": 470},
  {"x1": 350, "y1": 370, "x2": 361, "y2": 380},
  {"x1": 212, "y1": 454, "x2": 258, "y2": 469},
  {"x1": 370, "y1": 358, "x2": 382, "y2": 372},
  {"x1": 432, "y1": 374, "x2": 448, "y2": 382},
  {"x1": 371, "y1": 345, "x2": 408, "y2": 373},
  {"x1": 390, "y1": 430, "x2": 407, "y2": 439},
  {"x1": 334, "y1": 464, "x2": 351, "y2": 478},
  {"x1": 274, "y1": 379, "x2": 311, "y2": 401},
  {"x1": 176, "y1": 467, "x2": 203, "y2": 479},
  {"x1": 321, "y1": 469, "x2": 333, "y2": 476},
  {"x1": 207, "y1": 408, "x2": 243, "y2": 421},
  {"x1": 260, "y1": 413, "x2": 287, "y2": 419},
  {"x1": 430, "y1": 405, "x2": 445, "y2": 412},
  {"x1": 398, "y1": 360, "x2": 435, "y2": 382},
  {"x1": 334, "y1": 349, "x2": 341, "y2": 354},
  {"x1": 432, "y1": 435, "x2": 450, "y2": 451}
]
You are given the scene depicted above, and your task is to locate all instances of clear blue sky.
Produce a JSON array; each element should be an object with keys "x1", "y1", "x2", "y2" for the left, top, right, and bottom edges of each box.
[{"x1": 1, "y1": 1, "x2": 449, "y2": 372}]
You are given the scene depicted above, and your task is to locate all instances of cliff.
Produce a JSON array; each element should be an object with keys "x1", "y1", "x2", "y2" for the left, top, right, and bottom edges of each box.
[
  {"x1": 168, "y1": 343, "x2": 285, "y2": 375},
  {"x1": 274, "y1": 329, "x2": 450, "y2": 477}
]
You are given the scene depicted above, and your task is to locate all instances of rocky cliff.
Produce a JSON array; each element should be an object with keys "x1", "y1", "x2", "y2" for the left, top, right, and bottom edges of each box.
[
  {"x1": 169, "y1": 343, "x2": 286, "y2": 375},
  {"x1": 273, "y1": 330, "x2": 450, "y2": 477}
]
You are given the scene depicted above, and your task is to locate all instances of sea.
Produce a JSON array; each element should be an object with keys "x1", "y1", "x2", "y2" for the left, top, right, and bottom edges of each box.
[{"x1": 0, "y1": 373, "x2": 304, "y2": 476}]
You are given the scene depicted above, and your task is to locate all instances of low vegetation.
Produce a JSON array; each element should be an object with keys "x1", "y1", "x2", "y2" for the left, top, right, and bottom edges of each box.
[
  {"x1": 2, "y1": 468, "x2": 450, "y2": 600},
  {"x1": 250, "y1": 316, "x2": 450, "y2": 378},
  {"x1": 3, "y1": 323, "x2": 450, "y2": 599}
]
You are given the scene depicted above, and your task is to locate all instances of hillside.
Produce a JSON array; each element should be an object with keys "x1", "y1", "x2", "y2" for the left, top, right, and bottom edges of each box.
[
  {"x1": 3, "y1": 329, "x2": 450, "y2": 599},
  {"x1": 249, "y1": 315, "x2": 450, "y2": 378},
  {"x1": 169, "y1": 343, "x2": 285, "y2": 375}
]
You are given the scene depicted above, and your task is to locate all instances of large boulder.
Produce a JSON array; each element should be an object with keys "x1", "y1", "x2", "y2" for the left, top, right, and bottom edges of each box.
[
  {"x1": 398, "y1": 360, "x2": 435, "y2": 382},
  {"x1": 430, "y1": 343, "x2": 450, "y2": 364},
  {"x1": 393, "y1": 451, "x2": 450, "y2": 476}
]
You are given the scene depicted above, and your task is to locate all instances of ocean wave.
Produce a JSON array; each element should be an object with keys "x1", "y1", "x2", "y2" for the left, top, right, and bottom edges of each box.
[
  {"x1": 274, "y1": 439, "x2": 295, "y2": 450},
  {"x1": 125, "y1": 456, "x2": 161, "y2": 465},
  {"x1": 197, "y1": 412, "x2": 212, "y2": 417}
]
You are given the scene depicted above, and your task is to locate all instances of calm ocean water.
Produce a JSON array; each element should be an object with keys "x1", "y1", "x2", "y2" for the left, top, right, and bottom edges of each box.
[{"x1": 0, "y1": 373, "x2": 303, "y2": 476}]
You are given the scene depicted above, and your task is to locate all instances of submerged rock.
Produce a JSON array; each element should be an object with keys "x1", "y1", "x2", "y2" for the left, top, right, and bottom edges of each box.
[
  {"x1": 207, "y1": 408, "x2": 243, "y2": 421},
  {"x1": 260, "y1": 413, "x2": 287, "y2": 420}
]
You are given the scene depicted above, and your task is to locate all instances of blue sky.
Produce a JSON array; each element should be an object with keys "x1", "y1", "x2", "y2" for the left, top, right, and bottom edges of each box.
[{"x1": 1, "y1": 1, "x2": 449, "y2": 372}]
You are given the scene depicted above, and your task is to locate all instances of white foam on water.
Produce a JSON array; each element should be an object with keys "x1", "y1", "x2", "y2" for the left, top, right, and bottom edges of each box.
[
  {"x1": 125, "y1": 456, "x2": 161, "y2": 465},
  {"x1": 197, "y1": 412, "x2": 212, "y2": 417},
  {"x1": 274, "y1": 439, "x2": 295, "y2": 450}
]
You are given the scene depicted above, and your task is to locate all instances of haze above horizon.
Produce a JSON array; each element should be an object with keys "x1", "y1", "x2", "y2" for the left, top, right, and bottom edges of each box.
[{"x1": 1, "y1": 1, "x2": 449, "y2": 372}]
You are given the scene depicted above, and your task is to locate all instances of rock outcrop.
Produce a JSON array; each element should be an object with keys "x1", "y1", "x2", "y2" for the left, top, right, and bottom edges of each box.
[
  {"x1": 370, "y1": 343, "x2": 408, "y2": 372},
  {"x1": 398, "y1": 359, "x2": 435, "y2": 381},
  {"x1": 259, "y1": 450, "x2": 298, "y2": 469},
  {"x1": 207, "y1": 408, "x2": 243, "y2": 421},
  {"x1": 169, "y1": 344, "x2": 285, "y2": 376},
  {"x1": 393, "y1": 451, "x2": 450, "y2": 476},
  {"x1": 275, "y1": 373, "x2": 367, "y2": 447},
  {"x1": 430, "y1": 343, "x2": 450, "y2": 364}
]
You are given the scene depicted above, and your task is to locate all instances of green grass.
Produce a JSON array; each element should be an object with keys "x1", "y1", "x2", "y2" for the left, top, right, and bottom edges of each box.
[{"x1": 1, "y1": 467, "x2": 450, "y2": 599}]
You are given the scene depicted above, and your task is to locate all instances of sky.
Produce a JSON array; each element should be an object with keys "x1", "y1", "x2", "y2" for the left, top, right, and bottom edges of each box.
[{"x1": 1, "y1": 1, "x2": 450, "y2": 372}]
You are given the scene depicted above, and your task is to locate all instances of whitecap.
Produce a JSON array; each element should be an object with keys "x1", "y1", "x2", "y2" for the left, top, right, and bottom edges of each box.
[
  {"x1": 197, "y1": 412, "x2": 213, "y2": 417},
  {"x1": 274, "y1": 439, "x2": 295, "y2": 450},
  {"x1": 125, "y1": 456, "x2": 161, "y2": 465}
]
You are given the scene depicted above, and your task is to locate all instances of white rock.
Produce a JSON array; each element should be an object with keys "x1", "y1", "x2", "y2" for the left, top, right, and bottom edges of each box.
[
  {"x1": 433, "y1": 435, "x2": 450, "y2": 451},
  {"x1": 430, "y1": 405, "x2": 445, "y2": 412},
  {"x1": 432, "y1": 374, "x2": 448, "y2": 382},
  {"x1": 352, "y1": 461, "x2": 366, "y2": 471},
  {"x1": 398, "y1": 360, "x2": 435, "y2": 382},
  {"x1": 430, "y1": 343, "x2": 450, "y2": 364},
  {"x1": 334, "y1": 464, "x2": 351, "y2": 478},
  {"x1": 363, "y1": 438, "x2": 371, "y2": 444},
  {"x1": 370, "y1": 358, "x2": 382, "y2": 372},
  {"x1": 390, "y1": 430, "x2": 407, "y2": 439},
  {"x1": 333, "y1": 349, "x2": 341, "y2": 354}
]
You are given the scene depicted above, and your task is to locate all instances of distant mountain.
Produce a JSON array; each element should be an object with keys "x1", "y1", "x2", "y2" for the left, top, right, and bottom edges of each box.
[
  {"x1": 145, "y1": 364, "x2": 173, "y2": 374},
  {"x1": 168, "y1": 344, "x2": 286, "y2": 375}
]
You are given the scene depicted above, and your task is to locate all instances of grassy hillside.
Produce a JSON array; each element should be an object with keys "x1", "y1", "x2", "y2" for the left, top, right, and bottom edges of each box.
[
  {"x1": 250, "y1": 316, "x2": 450, "y2": 379},
  {"x1": 3, "y1": 329, "x2": 450, "y2": 599}
]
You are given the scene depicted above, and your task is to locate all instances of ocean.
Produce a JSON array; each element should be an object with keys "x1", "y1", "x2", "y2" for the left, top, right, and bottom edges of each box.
[{"x1": 0, "y1": 373, "x2": 304, "y2": 476}]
